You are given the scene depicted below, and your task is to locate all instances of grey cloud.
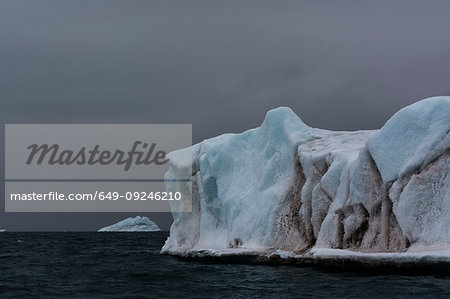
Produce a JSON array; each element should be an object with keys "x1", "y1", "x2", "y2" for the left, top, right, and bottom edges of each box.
[{"x1": 0, "y1": 0, "x2": 449, "y2": 230}]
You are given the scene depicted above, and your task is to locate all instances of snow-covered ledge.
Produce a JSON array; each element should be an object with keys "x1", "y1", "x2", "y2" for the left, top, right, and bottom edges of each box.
[{"x1": 161, "y1": 97, "x2": 450, "y2": 265}]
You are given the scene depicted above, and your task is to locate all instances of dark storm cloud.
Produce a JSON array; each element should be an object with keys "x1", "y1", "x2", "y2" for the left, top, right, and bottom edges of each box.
[{"x1": 0, "y1": 0, "x2": 449, "y2": 230}]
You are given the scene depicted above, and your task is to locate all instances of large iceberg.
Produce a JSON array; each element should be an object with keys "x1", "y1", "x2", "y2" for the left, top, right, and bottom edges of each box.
[
  {"x1": 98, "y1": 216, "x2": 161, "y2": 232},
  {"x1": 162, "y1": 97, "x2": 450, "y2": 265}
]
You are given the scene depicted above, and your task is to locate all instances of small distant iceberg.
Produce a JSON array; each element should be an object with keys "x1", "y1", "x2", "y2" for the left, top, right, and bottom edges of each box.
[
  {"x1": 98, "y1": 216, "x2": 161, "y2": 232},
  {"x1": 0, "y1": 229, "x2": 6, "y2": 232}
]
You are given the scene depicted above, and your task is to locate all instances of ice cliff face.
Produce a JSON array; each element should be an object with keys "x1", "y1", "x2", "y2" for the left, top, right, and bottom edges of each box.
[
  {"x1": 98, "y1": 216, "x2": 161, "y2": 232},
  {"x1": 162, "y1": 97, "x2": 450, "y2": 258}
]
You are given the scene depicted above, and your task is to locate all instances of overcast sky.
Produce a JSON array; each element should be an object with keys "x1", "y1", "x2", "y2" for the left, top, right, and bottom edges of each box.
[{"x1": 1, "y1": 0, "x2": 449, "y2": 231}]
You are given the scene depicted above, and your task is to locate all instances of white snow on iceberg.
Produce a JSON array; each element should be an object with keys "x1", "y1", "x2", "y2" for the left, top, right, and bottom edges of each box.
[
  {"x1": 367, "y1": 96, "x2": 450, "y2": 183},
  {"x1": 98, "y1": 216, "x2": 161, "y2": 232},
  {"x1": 162, "y1": 96, "x2": 450, "y2": 264}
]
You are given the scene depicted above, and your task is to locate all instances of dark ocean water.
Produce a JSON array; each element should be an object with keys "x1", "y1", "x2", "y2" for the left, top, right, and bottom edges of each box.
[{"x1": 0, "y1": 232, "x2": 448, "y2": 298}]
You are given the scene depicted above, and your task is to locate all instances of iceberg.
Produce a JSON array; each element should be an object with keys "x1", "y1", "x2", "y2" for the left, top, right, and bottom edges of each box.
[
  {"x1": 161, "y1": 96, "x2": 450, "y2": 266},
  {"x1": 98, "y1": 216, "x2": 161, "y2": 232}
]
